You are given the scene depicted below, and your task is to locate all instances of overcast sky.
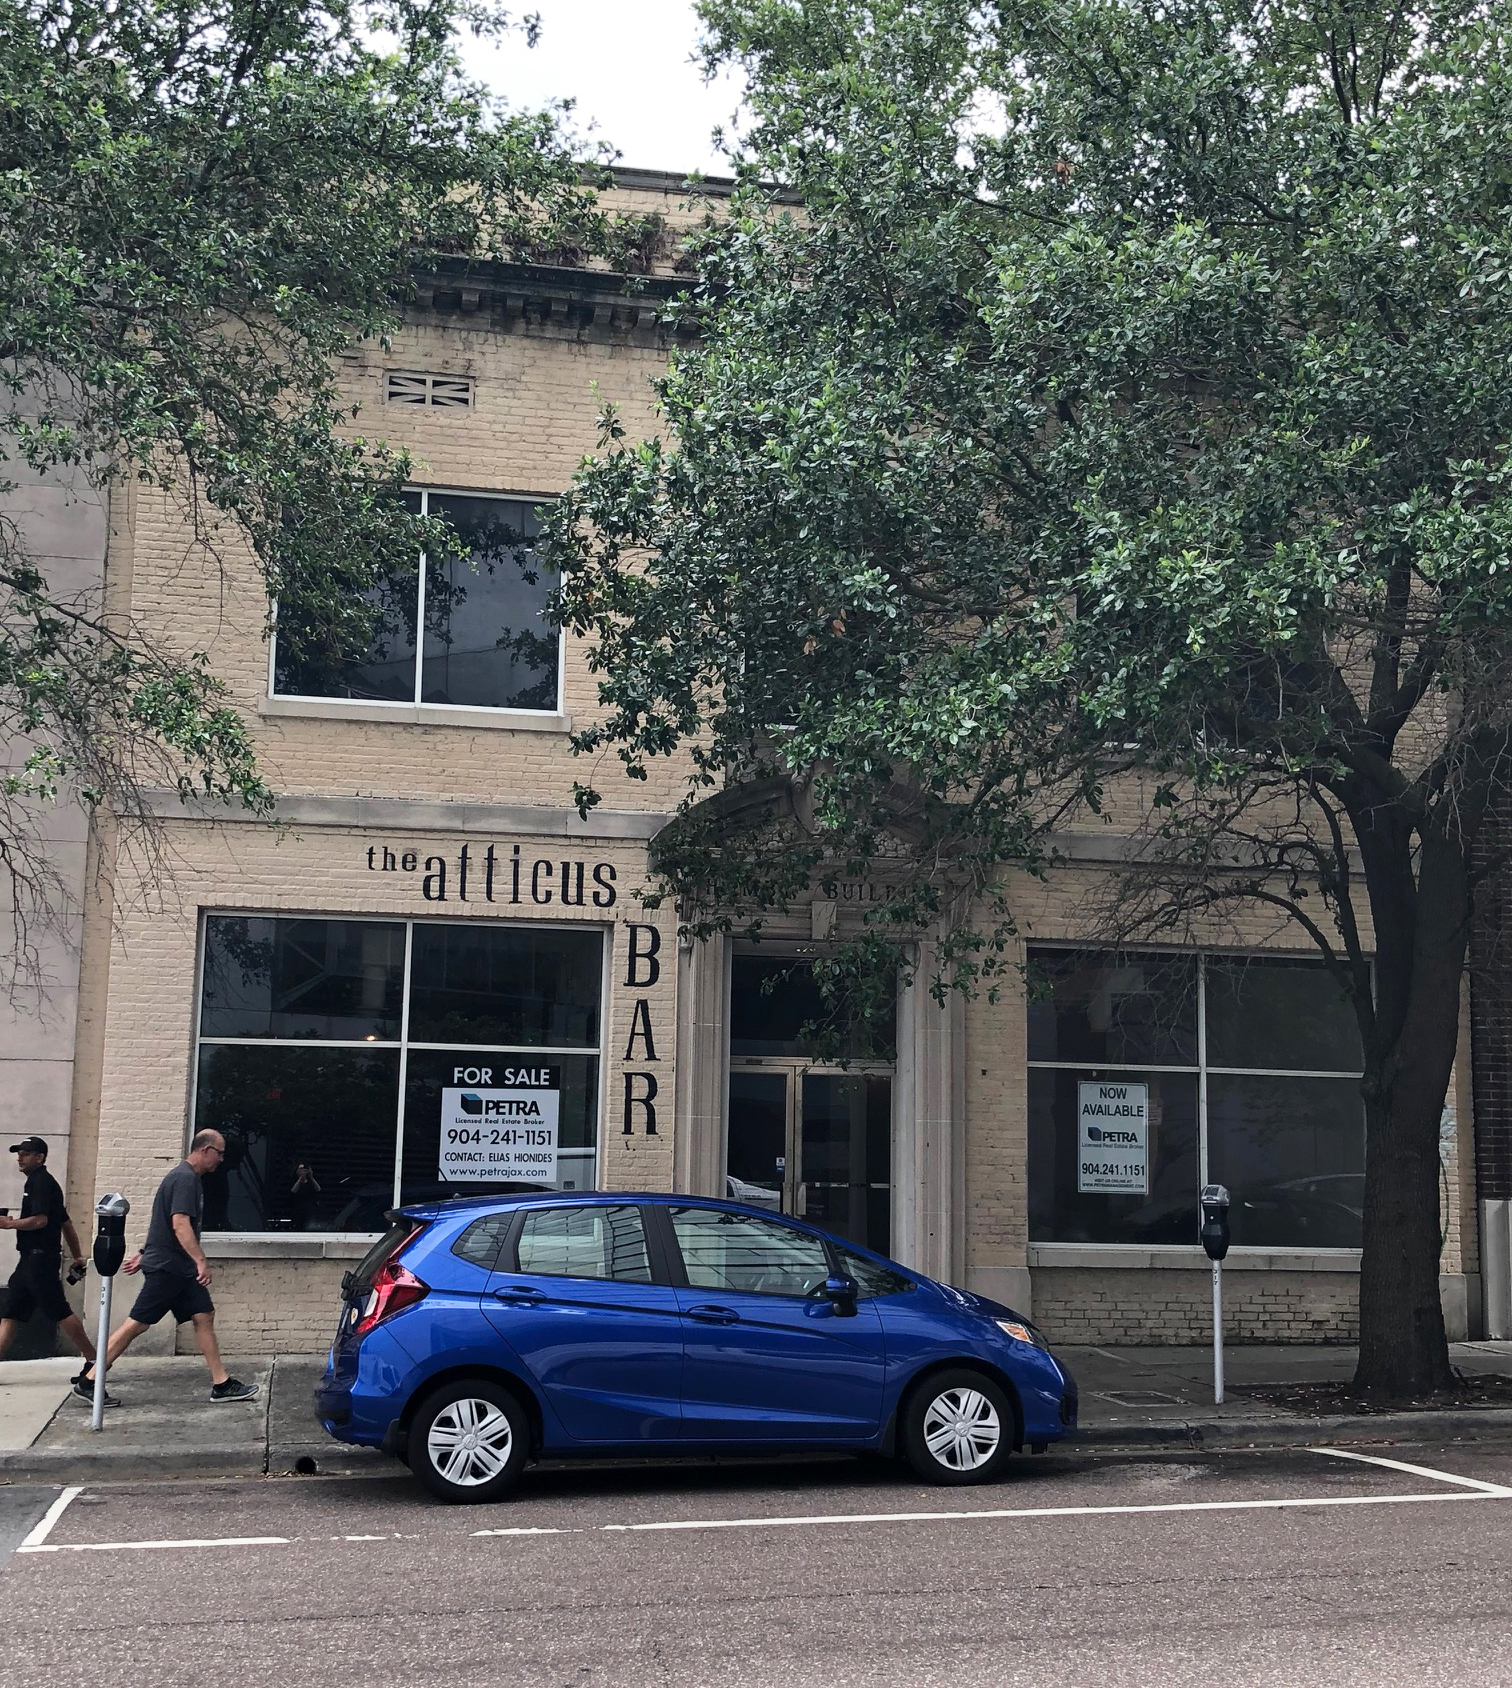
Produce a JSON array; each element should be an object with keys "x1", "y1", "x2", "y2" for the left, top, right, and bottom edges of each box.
[{"x1": 461, "y1": 0, "x2": 748, "y2": 177}]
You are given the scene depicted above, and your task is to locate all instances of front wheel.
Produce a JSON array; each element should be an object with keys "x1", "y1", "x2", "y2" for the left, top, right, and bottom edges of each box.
[
  {"x1": 901, "y1": 1369, "x2": 1014, "y2": 1485},
  {"x1": 409, "y1": 1379, "x2": 529, "y2": 1504}
]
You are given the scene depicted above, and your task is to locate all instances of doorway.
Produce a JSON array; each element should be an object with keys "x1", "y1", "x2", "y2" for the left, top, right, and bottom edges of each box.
[{"x1": 725, "y1": 953, "x2": 896, "y2": 1254}]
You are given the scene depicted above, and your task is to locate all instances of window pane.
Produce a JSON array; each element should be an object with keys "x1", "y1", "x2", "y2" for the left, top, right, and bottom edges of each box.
[
  {"x1": 1205, "y1": 957, "x2": 1363, "y2": 1072},
  {"x1": 726, "y1": 1070, "x2": 786, "y2": 1207},
  {"x1": 801, "y1": 1072, "x2": 891, "y2": 1254},
  {"x1": 407, "y1": 922, "x2": 601, "y2": 1047},
  {"x1": 514, "y1": 1205, "x2": 651, "y2": 1282},
  {"x1": 729, "y1": 955, "x2": 896, "y2": 1059},
  {"x1": 1028, "y1": 1068, "x2": 1200, "y2": 1243},
  {"x1": 398, "y1": 1049, "x2": 598, "y2": 1208},
  {"x1": 835, "y1": 1246, "x2": 913, "y2": 1300},
  {"x1": 421, "y1": 494, "x2": 559, "y2": 710},
  {"x1": 453, "y1": 1215, "x2": 513, "y2": 1272},
  {"x1": 1208, "y1": 1074, "x2": 1365, "y2": 1247},
  {"x1": 200, "y1": 917, "x2": 405, "y2": 1041},
  {"x1": 1026, "y1": 950, "x2": 1198, "y2": 1066},
  {"x1": 273, "y1": 491, "x2": 422, "y2": 701},
  {"x1": 670, "y1": 1206, "x2": 829, "y2": 1296},
  {"x1": 194, "y1": 1044, "x2": 400, "y2": 1233}
]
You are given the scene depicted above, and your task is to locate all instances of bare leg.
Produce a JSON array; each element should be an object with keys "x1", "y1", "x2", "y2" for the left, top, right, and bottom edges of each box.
[
  {"x1": 0, "y1": 1316, "x2": 17, "y2": 1361},
  {"x1": 58, "y1": 1313, "x2": 96, "y2": 1365},
  {"x1": 78, "y1": 1317, "x2": 149, "y2": 1382},
  {"x1": 190, "y1": 1311, "x2": 229, "y2": 1386}
]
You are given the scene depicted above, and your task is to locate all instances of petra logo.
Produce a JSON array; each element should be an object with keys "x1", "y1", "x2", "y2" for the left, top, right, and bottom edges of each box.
[
  {"x1": 459, "y1": 1093, "x2": 484, "y2": 1116},
  {"x1": 1087, "y1": 1125, "x2": 1138, "y2": 1144}
]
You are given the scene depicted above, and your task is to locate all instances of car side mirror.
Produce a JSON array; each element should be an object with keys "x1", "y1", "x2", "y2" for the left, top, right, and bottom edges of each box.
[{"x1": 823, "y1": 1274, "x2": 859, "y2": 1316}]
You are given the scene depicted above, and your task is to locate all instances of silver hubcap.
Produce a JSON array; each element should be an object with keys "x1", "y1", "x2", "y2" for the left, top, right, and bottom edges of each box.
[
  {"x1": 922, "y1": 1386, "x2": 1001, "y2": 1471},
  {"x1": 427, "y1": 1397, "x2": 513, "y2": 1487}
]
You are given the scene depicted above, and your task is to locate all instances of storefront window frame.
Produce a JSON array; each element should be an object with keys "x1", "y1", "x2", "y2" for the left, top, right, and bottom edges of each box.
[
  {"x1": 267, "y1": 485, "x2": 566, "y2": 719},
  {"x1": 189, "y1": 910, "x2": 611, "y2": 1239},
  {"x1": 1027, "y1": 943, "x2": 1368, "y2": 1260}
]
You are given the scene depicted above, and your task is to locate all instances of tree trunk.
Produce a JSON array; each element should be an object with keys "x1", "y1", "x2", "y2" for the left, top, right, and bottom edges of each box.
[{"x1": 1353, "y1": 824, "x2": 1466, "y2": 1396}]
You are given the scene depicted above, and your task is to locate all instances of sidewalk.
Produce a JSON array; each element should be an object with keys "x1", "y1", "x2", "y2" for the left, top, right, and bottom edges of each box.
[{"x1": 2, "y1": 1343, "x2": 1511, "y2": 1485}]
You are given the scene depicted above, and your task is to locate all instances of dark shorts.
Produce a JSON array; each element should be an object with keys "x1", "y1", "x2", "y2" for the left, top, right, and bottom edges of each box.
[
  {"x1": 3, "y1": 1254, "x2": 72, "y2": 1325},
  {"x1": 128, "y1": 1273, "x2": 214, "y2": 1327}
]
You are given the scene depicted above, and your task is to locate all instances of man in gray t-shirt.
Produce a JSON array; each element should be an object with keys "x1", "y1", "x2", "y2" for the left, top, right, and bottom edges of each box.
[{"x1": 75, "y1": 1130, "x2": 259, "y2": 1405}]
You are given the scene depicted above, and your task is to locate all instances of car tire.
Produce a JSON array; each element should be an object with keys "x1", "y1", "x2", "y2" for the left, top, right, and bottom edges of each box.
[
  {"x1": 409, "y1": 1378, "x2": 530, "y2": 1504},
  {"x1": 901, "y1": 1368, "x2": 1015, "y2": 1486}
]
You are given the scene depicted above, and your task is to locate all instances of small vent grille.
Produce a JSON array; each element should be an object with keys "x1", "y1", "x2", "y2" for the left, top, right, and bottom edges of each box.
[{"x1": 386, "y1": 371, "x2": 475, "y2": 410}]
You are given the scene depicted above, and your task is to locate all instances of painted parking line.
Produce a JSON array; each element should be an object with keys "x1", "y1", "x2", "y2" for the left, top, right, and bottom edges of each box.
[
  {"x1": 1305, "y1": 1446, "x2": 1512, "y2": 1496},
  {"x1": 19, "y1": 1487, "x2": 83, "y2": 1550}
]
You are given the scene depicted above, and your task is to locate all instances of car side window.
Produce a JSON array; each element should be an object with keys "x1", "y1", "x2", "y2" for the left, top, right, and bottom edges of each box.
[
  {"x1": 836, "y1": 1246, "x2": 913, "y2": 1300},
  {"x1": 513, "y1": 1205, "x2": 652, "y2": 1283},
  {"x1": 453, "y1": 1214, "x2": 512, "y2": 1271},
  {"x1": 669, "y1": 1206, "x2": 829, "y2": 1297}
]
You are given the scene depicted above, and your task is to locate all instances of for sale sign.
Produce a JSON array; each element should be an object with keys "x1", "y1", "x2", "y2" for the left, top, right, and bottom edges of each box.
[
  {"x1": 1076, "y1": 1081, "x2": 1150, "y2": 1195},
  {"x1": 440, "y1": 1063, "x2": 560, "y2": 1183}
]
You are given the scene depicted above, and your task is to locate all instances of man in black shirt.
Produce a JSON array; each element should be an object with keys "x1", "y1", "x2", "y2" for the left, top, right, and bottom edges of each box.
[
  {"x1": 0, "y1": 1136, "x2": 96, "y2": 1368},
  {"x1": 74, "y1": 1129, "x2": 258, "y2": 1404}
]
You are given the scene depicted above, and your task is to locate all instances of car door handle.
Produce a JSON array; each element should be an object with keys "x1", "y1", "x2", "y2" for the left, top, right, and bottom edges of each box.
[
  {"x1": 491, "y1": 1286, "x2": 546, "y2": 1304},
  {"x1": 684, "y1": 1304, "x2": 740, "y2": 1325}
]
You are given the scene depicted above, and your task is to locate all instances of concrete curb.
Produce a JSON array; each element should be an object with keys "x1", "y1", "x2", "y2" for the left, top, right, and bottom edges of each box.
[{"x1": 1076, "y1": 1407, "x2": 1512, "y2": 1450}]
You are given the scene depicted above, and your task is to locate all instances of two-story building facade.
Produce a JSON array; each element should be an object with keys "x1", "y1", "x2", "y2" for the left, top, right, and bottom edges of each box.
[{"x1": 3, "y1": 169, "x2": 1498, "y2": 1355}]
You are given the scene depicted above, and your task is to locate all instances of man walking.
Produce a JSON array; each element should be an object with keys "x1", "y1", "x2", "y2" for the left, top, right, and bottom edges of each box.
[
  {"x1": 0, "y1": 1137, "x2": 97, "y2": 1370},
  {"x1": 75, "y1": 1130, "x2": 258, "y2": 1404}
]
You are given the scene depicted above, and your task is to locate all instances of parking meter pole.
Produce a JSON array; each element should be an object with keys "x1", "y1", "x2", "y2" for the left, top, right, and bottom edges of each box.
[
  {"x1": 1212, "y1": 1260, "x2": 1224, "y2": 1405},
  {"x1": 91, "y1": 1277, "x2": 114, "y2": 1432},
  {"x1": 1199, "y1": 1185, "x2": 1231, "y2": 1410},
  {"x1": 90, "y1": 1193, "x2": 130, "y2": 1433}
]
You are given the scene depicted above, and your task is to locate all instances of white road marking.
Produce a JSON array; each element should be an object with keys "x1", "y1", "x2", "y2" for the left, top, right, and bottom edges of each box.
[
  {"x1": 20, "y1": 1535, "x2": 290, "y2": 1554},
  {"x1": 473, "y1": 1526, "x2": 578, "y2": 1537},
  {"x1": 1306, "y1": 1447, "x2": 1512, "y2": 1496},
  {"x1": 19, "y1": 1486, "x2": 83, "y2": 1550},
  {"x1": 16, "y1": 1451, "x2": 1512, "y2": 1556},
  {"x1": 596, "y1": 1489, "x2": 1507, "y2": 1534}
]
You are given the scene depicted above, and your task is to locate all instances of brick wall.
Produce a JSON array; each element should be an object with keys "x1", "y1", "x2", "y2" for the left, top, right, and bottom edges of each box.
[
  {"x1": 1032, "y1": 1267, "x2": 1360, "y2": 1345},
  {"x1": 1470, "y1": 801, "x2": 1512, "y2": 1203}
]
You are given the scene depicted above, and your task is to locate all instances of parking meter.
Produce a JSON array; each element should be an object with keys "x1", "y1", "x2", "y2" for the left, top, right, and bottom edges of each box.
[
  {"x1": 1199, "y1": 1184, "x2": 1229, "y2": 1404},
  {"x1": 1199, "y1": 1184, "x2": 1231, "y2": 1261},
  {"x1": 90, "y1": 1194, "x2": 130, "y2": 1431},
  {"x1": 93, "y1": 1192, "x2": 129, "y2": 1276}
]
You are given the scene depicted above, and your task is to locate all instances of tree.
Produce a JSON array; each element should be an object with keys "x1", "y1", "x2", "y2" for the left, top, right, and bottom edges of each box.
[
  {"x1": 550, "y1": 0, "x2": 1512, "y2": 1395},
  {"x1": 0, "y1": 0, "x2": 634, "y2": 987}
]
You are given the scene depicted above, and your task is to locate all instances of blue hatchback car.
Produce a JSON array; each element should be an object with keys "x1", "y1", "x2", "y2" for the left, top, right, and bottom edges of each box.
[{"x1": 316, "y1": 1191, "x2": 1077, "y2": 1503}]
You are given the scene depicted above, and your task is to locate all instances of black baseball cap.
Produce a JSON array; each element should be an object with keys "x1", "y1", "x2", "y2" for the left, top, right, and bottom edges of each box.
[{"x1": 8, "y1": 1136, "x2": 47, "y2": 1155}]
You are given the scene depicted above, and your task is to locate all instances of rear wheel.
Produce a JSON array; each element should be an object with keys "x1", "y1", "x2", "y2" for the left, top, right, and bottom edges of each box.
[
  {"x1": 409, "y1": 1379, "x2": 529, "y2": 1504},
  {"x1": 901, "y1": 1368, "x2": 1014, "y2": 1485}
]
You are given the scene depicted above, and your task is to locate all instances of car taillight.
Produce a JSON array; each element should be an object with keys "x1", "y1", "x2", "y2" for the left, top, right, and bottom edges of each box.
[{"x1": 352, "y1": 1259, "x2": 428, "y2": 1338}]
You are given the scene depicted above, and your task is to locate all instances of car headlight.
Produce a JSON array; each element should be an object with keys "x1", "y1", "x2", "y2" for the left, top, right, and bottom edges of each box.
[{"x1": 995, "y1": 1318, "x2": 1048, "y2": 1350}]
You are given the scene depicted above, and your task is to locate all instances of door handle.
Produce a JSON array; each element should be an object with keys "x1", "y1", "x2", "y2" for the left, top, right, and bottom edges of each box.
[
  {"x1": 491, "y1": 1285, "x2": 546, "y2": 1304},
  {"x1": 684, "y1": 1304, "x2": 740, "y2": 1325}
]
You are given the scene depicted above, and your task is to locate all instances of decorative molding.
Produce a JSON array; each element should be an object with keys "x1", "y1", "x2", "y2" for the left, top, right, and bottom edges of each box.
[
  {"x1": 139, "y1": 789, "x2": 671, "y2": 841},
  {"x1": 259, "y1": 696, "x2": 571, "y2": 734}
]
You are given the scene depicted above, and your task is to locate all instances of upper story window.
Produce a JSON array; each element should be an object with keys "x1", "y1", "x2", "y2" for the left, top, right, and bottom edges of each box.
[{"x1": 272, "y1": 490, "x2": 560, "y2": 713}]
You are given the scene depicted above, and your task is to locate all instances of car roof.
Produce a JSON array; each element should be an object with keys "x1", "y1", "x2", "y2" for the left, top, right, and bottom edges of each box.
[{"x1": 397, "y1": 1189, "x2": 898, "y2": 1259}]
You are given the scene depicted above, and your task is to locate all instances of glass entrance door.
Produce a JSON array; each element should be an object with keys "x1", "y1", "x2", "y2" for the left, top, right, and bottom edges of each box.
[{"x1": 726, "y1": 1064, "x2": 893, "y2": 1254}]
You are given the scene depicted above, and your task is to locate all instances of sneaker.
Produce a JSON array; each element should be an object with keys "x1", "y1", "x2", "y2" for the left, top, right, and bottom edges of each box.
[
  {"x1": 71, "y1": 1378, "x2": 121, "y2": 1408},
  {"x1": 210, "y1": 1377, "x2": 259, "y2": 1403}
]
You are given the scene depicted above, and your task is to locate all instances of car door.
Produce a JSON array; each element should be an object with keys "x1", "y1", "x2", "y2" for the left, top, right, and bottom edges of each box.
[
  {"x1": 662, "y1": 1203, "x2": 886, "y2": 1443},
  {"x1": 482, "y1": 1202, "x2": 684, "y2": 1445}
]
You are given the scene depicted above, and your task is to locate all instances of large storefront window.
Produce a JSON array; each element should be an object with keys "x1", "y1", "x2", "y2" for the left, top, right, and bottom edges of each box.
[
  {"x1": 1028, "y1": 949, "x2": 1365, "y2": 1249},
  {"x1": 272, "y1": 491, "x2": 560, "y2": 712},
  {"x1": 194, "y1": 914, "x2": 604, "y2": 1233}
]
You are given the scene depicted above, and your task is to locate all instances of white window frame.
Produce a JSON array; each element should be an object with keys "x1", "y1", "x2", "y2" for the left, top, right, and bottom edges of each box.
[
  {"x1": 190, "y1": 910, "x2": 611, "y2": 1241},
  {"x1": 267, "y1": 486, "x2": 566, "y2": 721}
]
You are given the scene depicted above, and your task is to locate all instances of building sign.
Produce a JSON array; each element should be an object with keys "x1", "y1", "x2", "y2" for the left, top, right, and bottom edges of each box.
[
  {"x1": 440, "y1": 1065, "x2": 560, "y2": 1182},
  {"x1": 1076, "y1": 1081, "x2": 1149, "y2": 1195}
]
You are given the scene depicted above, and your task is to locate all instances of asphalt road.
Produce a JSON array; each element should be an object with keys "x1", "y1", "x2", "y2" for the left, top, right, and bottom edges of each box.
[{"x1": 4, "y1": 1438, "x2": 1512, "y2": 1686}]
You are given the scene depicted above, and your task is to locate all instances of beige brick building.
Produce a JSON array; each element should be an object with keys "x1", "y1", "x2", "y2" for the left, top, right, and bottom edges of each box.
[{"x1": 1, "y1": 170, "x2": 1488, "y2": 1354}]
